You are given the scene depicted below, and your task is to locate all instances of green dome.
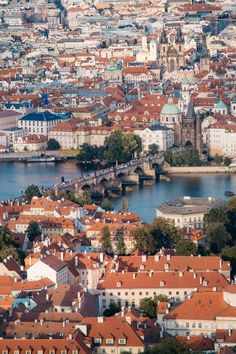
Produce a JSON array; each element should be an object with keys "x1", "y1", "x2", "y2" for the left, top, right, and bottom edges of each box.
[
  {"x1": 182, "y1": 77, "x2": 189, "y2": 84},
  {"x1": 214, "y1": 100, "x2": 227, "y2": 109},
  {"x1": 161, "y1": 103, "x2": 180, "y2": 115}
]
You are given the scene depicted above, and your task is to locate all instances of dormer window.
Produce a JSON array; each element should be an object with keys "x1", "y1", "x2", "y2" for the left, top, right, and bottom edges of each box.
[
  {"x1": 94, "y1": 338, "x2": 102, "y2": 344},
  {"x1": 203, "y1": 280, "x2": 208, "y2": 287},
  {"x1": 106, "y1": 339, "x2": 114, "y2": 345},
  {"x1": 118, "y1": 339, "x2": 126, "y2": 345},
  {"x1": 117, "y1": 281, "x2": 122, "y2": 288},
  {"x1": 61, "y1": 350, "x2": 67, "y2": 354},
  {"x1": 160, "y1": 281, "x2": 165, "y2": 287},
  {"x1": 140, "y1": 264, "x2": 144, "y2": 270}
]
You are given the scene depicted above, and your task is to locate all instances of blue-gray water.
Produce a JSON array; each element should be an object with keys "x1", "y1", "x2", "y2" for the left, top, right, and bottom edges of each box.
[{"x1": 0, "y1": 161, "x2": 235, "y2": 222}]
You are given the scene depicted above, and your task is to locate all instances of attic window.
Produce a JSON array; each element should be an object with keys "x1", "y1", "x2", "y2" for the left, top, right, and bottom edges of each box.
[
  {"x1": 61, "y1": 351, "x2": 67, "y2": 354},
  {"x1": 117, "y1": 281, "x2": 122, "y2": 288},
  {"x1": 118, "y1": 339, "x2": 126, "y2": 345},
  {"x1": 140, "y1": 264, "x2": 144, "y2": 270},
  {"x1": 106, "y1": 339, "x2": 114, "y2": 344},
  {"x1": 203, "y1": 280, "x2": 208, "y2": 287},
  {"x1": 94, "y1": 338, "x2": 102, "y2": 344},
  {"x1": 49, "y1": 351, "x2": 55, "y2": 354},
  {"x1": 160, "y1": 281, "x2": 165, "y2": 287}
]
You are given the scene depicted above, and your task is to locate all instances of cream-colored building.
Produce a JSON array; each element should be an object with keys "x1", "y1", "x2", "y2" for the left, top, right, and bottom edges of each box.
[
  {"x1": 156, "y1": 196, "x2": 224, "y2": 228},
  {"x1": 135, "y1": 125, "x2": 174, "y2": 152},
  {"x1": 163, "y1": 285, "x2": 236, "y2": 340},
  {"x1": 97, "y1": 270, "x2": 228, "y2": 314},
  {"x1": 207, "y1": 123, "x2": 236, "y2": 158},
  {"x1": 0, "y1": 110, "x2": 21, "y2": 130}
]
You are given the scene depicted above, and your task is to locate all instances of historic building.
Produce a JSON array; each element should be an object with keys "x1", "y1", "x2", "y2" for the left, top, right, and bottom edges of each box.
[
  {"x1": 181, "y1": 102, "x2": 202, "y2": 150},
  {"x1": 159, "y1": 27, "x2": 185, "y2": 73}
]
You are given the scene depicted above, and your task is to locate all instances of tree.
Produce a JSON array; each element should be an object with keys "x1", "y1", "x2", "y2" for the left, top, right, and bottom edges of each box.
[
  {"x1": 133, "y1": 218, "x2": 181, "y2": 255},
  {"x1": 204, "y1": 206, "x2": 229, "y2": 229},
  {"x1": 76, "y1": 191, "x2": 92, "y2": 206},
  {"x1": 47, "y1": 138, "x2": 60, "y2": 150},
  {"x1": 228, "y1": 197, "x2": 236, "y2": 213},
  {"x1": 222, "y1": 245, "x2": 236, "y2": 276},
  {"x1": 144, "y1": 336, "x2": 193, "y2": 354},
  {"x1": 77, "y1": 144, "x2": 105, "y2": 163},
  {"x1": 102, "y1": 198, "x2": 114, "y2": 211},
  {"x1": 214, "y1": 154, "x2": 223, "y2": 166},
  {"x1": 224, "y1": 157, "x2": 232, "y2": 166},
  {"x1": 101, "y1": 226, "x2": 112, "y2": 254},
  {"x1": 103, "y1": 303, "x2": 121, "y2": 317},
  {"x1": 104, "y1": 130, "x2": 139, "y2": 163},
  {"x1": 120, "y1": 197, "x2": 129, "y2": 212},
  {"x1": 151, "y1": 217, "x2": 181, "y2": 250},
  {"x1": 139, "y1": 297, "x2": 157, "y2": 318},
  {"x1": 25, "y1": 184, "x2": 41, "y2": 202},
  {"x1": 116, "y1": 234, "x2": 126, "y2": 255},
  {"x1": 0, "y1": 227, "x2": 24, "y2": 264},
  {"x1": 26, "y1": 221, "x2": 41, "y2": 242},
  {"x1": 175, "y1": 239, "x2": 197, "y2": 256},
  {"x1": 148, "y1": 143, "x2": 159, "y2": 155},
  {"x1": 206, "y1": 222, "x2": 231, "y2": 253},
  {"x1": 133, "y1": 224, "x2": 157, "y2": 254}
]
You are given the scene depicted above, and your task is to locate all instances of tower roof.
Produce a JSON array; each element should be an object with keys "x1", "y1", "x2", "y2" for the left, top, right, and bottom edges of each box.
[
  {"x1": 214, "y1": 100, "x2": 227, "y2": 109},
  {"x1": 185, "y1": 102, "x2": 196, "y2": 120},
  {"x1": 175, "y1": 27, "x2": 185, "y2": 44},
  {"x1": 160, "y1": 28, "x2": 168, "y2": 44}
]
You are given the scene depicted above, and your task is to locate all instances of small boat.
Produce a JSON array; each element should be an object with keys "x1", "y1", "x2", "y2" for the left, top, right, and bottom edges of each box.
[
  {"x1": 224, "y1": 191, "x2": 235, "y2": 197},
  {"x1": 22, "y1": 154, "x2": 56, "y2": 163}
]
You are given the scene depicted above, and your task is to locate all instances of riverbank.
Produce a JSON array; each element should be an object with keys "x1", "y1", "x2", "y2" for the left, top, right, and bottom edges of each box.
[
  {"x1": 0, "y1": 149, "x2": 79, "y2": 162},
  {"x1": 168, "y1": 166, "x2": 234, "y2": 174}
]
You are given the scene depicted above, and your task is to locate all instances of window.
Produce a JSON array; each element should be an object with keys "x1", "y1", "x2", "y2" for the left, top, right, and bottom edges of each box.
[
  {"x1": 94, "y1": 338, "x2": 102, "y2": 344},
  {"x1": 106, "y1": 339, "x2": 114, "y2": 344},
  {"x1": 198, "y1": 323, "x2": 202, "y2": 328},
  {"x1": 186, "y1": 323, "x2": 189, "y2": 328},
  {"x1": 118, "y1": 339, "x2": 126, "y2": 345},
  {"x1": 61, "y1": 351, "x2": 67, "y2": 354}
]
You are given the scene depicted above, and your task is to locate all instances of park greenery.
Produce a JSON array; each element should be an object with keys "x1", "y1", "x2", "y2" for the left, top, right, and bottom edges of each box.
[
  {"x1": 144, "y1": 336, "x2": 203, "y2": 354},
  {"x1": 0, "y1": 227, "x2": 24, "y2": 264},
  {"x1": 77, "y1": 130, "x2": 142, "y2": 164},
  {"x1": 164, "y1": 148, "x2": 201, "y2": 166},
  {"x1": 25, "y1": 184, "x2": 42, "y2": 202},
  {"x1": 47, "y1": 138, "x2": 61, "y2": 150},
  {"x1": 26, "y1": 221, "x2": 41, "y2": 242},
  {"x1": 132, "y1": 217, "x2": 181, "y2": 254},
  {"x1": 139, "y1": 294, "x2": 168, "y2": 318}
]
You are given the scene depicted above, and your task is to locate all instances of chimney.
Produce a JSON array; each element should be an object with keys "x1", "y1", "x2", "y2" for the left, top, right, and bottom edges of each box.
[
  {"x1": 40, "y1": 319, "x2": 43, "y2": 326},
  {"x1": 179, "y1": 271, "x2": 183, "y2": 277},
  {"x1": 219, "y1": 258, "x2": 222, "y2": 269},
  {"x1": 97, "y1": 316, "x2": 104, "y2": 323},
  {"x1": 193, "y1": 273, "x2": 196, "y2": 279},
  {"x1": 149, "y1": 270, "x2": 153, "y2": 277},
  {"x1": 100, "y1": 253, "x2": 104, "y2": 263},
  {"x1": 60, "y1": 252, "x2": 64, "y2": 261},
  {"x1": 141, "y1": 255, "x2": 147, "y2": 263},
  {"x1": 154, "y1": 254, "x2": 160, "y2": 262},
  {"x1": 167, "y1": 254, "x2": 171, "y2": 261},
  {"x1": 229, "y1": 328, "x2": 232, "y2": 337},
  {"x1": 75, "y1": 256, "x2": 78, "y2": 268},
  {"x1": 199, "y1": 275, "x2": 203, "y2": 285},
  {"x1": 133, "y1": 273, "x2": 136, "y2": 279},
  {"x1": 29, "y1": 256, "x2": 32, "y2": 266}
]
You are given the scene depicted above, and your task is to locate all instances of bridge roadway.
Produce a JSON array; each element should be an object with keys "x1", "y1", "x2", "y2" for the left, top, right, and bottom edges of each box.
[{"x1": 52, "y1": 153, "x2": 165, "y2": 196}]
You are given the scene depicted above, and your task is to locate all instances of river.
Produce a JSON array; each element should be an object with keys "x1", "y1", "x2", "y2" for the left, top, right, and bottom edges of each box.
[{"x1": 1, "y1": 161, "x2": 236, "y2": 222}]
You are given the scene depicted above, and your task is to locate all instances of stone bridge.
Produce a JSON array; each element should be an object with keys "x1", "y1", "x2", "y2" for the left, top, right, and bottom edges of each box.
[{"x1": 54, "y1": 154, "x2": 165, "y2": 197}]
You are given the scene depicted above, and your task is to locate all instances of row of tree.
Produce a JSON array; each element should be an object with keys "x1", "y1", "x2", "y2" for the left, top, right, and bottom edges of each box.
[{"x1": 77, "y1": 130, "x2": 142, "y2": 164}]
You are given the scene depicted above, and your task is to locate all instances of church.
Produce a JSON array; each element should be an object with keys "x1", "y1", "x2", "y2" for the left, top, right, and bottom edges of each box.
[{"x1": 158, "y1": 27, "x2": 186, "y2": 73}]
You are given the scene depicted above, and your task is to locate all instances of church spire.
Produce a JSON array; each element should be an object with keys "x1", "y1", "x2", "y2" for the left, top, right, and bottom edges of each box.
[
  {"x1": 175, "y1": 27, "x2": 184, "y2": 44},
  {"x1": 185, "y1": 102, "x2": 196, "y2": 120},
  {"x1": 160, "y1": 28, "x2": 168, "y2": 44}
]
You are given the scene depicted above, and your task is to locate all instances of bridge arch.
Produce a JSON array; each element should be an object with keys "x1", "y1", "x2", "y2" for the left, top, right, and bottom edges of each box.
[
  {"x1": 81, "y1": 184, "x2": 92, "y2": 192},
  {"x1": 134, "y1": 166, "x2": 144, "y2": 175},
  {"x1": 98, "y1": 178, "x2": 109, "y2": 186},
  {"x1": 116, "y1": 171, "x2": 126, "y2": 179}
]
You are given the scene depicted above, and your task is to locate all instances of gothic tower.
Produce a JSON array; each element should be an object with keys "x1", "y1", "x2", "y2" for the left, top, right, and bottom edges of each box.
[{"x1": 181, "y1": 102, "x2": 201, "y2": 150}]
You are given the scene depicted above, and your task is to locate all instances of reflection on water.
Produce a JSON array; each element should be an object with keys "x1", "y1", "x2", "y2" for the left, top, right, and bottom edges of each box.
[{"x1": 1, "y1": 161, "x2": 236, "y2": 222}]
